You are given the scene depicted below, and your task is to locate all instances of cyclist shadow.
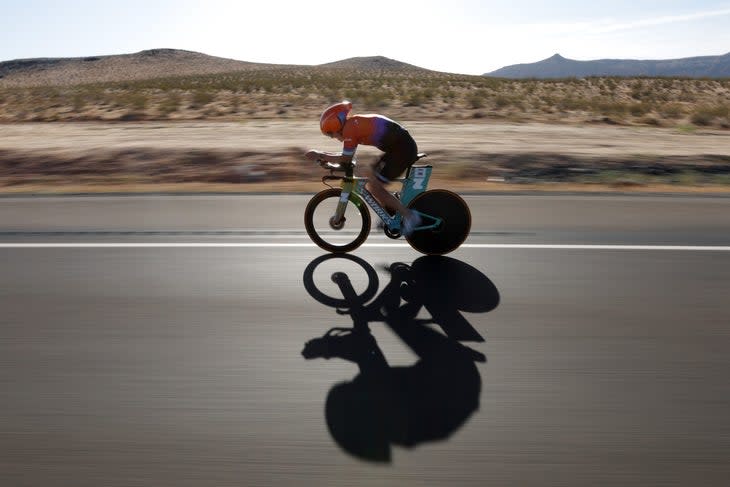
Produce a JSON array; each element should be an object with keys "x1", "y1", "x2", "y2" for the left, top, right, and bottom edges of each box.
[{"x1": 302, "y1": 254, "x2": 500, "y2": 463}]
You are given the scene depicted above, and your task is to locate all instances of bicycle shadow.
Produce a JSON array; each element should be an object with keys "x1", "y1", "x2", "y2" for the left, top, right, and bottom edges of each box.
[{"x1": 302, "y1": 254, "x2": 500, "y2": 463}]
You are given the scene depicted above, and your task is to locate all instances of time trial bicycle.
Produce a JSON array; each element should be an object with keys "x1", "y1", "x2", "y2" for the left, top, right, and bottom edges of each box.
[{"x1": 304, "y1": 153, "x2": 471, "y2": 255}]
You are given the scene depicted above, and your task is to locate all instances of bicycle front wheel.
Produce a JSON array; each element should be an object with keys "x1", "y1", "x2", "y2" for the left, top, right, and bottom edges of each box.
[
  {"x1": 406, "y1": 189, "x2": 471, "y2": 255},
  {"x1": 304, "y1": 188, "x2": 371, "y2": 253}
]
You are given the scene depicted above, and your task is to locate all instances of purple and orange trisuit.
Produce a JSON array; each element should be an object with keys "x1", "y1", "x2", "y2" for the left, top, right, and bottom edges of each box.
[{"x1": 341, "y1": 115, "x2": 419, "y2": 182}]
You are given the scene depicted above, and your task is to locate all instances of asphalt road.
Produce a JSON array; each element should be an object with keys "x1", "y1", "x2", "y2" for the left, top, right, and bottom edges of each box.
[{"x1": 1, "y1": 194, "x2": 729, "y2": 486}]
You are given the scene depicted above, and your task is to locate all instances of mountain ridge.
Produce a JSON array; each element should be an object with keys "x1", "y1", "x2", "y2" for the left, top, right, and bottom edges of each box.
[
  {"x1": 485, "y1": 52, "x2": 730, "y2": 78},
  {"x1": 2, "y1": 48, "x2": 729, "y2": 88}
]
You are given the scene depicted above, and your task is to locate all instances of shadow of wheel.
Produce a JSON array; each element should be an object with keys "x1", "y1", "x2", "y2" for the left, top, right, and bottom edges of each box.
[{"x1": 302, "y1": 254, "x2": 380, "y2": 308}]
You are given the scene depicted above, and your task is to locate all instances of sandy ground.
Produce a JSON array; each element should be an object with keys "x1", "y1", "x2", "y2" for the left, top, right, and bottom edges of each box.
[
  {"x1": 1, "y1": 120, "x2": 728, "y2": 193},
  {"x1": 2, "y1": 120, "x2": 729, "y2": 155}
]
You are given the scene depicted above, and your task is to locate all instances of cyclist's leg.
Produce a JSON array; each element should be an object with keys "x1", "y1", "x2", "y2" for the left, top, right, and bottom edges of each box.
[
  {"x1": 367, "y1": 140, "x2": 420, "y2": 233},
  {"x1": 366, "y1": 157, "x2": 404, "y2": 217},
  {"x1": 369, "y1": 129, "x2": 418, "y2": 202}
]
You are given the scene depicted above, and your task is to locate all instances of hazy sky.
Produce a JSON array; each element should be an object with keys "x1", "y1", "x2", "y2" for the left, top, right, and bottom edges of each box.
[{"x1": 2, "y1": 0, "x2": 729, "y2": 74}]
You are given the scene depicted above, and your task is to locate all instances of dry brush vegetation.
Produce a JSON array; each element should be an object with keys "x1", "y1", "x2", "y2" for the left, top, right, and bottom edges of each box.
[{"x1": 1, "y1": 67, "x2": 729, "y2": 129}]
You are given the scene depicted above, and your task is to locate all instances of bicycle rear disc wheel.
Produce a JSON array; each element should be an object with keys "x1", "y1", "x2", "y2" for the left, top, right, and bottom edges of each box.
[
  {"x1": 406, "y1": 189, "x2": 471, "y2": 255},
  {"x1": 304, "y1": 188, "x2": 371, "y2": 253}
]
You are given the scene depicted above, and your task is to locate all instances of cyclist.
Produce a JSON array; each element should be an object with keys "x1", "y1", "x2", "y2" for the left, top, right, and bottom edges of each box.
[{"x1": 304, "y1": 100, "x2": 422, "y2": 236}]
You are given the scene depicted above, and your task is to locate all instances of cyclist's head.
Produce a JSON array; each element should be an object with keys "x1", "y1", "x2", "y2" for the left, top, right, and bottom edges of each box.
[{"x1": 320, "y1": 100, "x2": 352, "y2": 138}]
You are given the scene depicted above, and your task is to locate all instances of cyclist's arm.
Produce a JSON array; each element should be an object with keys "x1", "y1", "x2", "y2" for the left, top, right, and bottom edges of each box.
[{"x1": 305, "y1": 150, "x2": 354, "y2": 164}]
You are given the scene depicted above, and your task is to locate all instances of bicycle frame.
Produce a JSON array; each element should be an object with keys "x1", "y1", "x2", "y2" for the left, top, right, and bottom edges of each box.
[{"x1": 329, "y1": 163, "x2": 442, "y2": 233}]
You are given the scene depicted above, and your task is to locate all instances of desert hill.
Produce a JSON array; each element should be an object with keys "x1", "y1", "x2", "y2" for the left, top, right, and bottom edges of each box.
[
  {"x1": 0, "y1": 50, "x2": 433, "y2": 87},
  {"x1": 0, "y1": 49, "x2": 293, "y2": 87},
  {"x1": 486, "y1": 52, "x2": 730, "y2": 79},
  {"x1": 319, "y1": 55, "x2": 430, "y2": 72}
]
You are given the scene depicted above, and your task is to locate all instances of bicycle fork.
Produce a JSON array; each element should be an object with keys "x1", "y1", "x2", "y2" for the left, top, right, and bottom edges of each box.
[{"x1": 330, "y1": 179, "x2": 357, "y2": 229}]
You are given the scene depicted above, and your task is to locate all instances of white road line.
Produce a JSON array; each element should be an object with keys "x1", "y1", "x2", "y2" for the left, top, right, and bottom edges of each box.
[
  {"x1": 0, "y1": 243, "x2": 729, "y2": 251},
  {"x1": 461, "y1": 244, "x2": 730, "y2": 251}
]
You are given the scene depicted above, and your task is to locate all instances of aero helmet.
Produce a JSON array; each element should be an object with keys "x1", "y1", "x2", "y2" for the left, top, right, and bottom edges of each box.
[{"x1": 320, "y1": 100, "x2": 352, "y2": 136}]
